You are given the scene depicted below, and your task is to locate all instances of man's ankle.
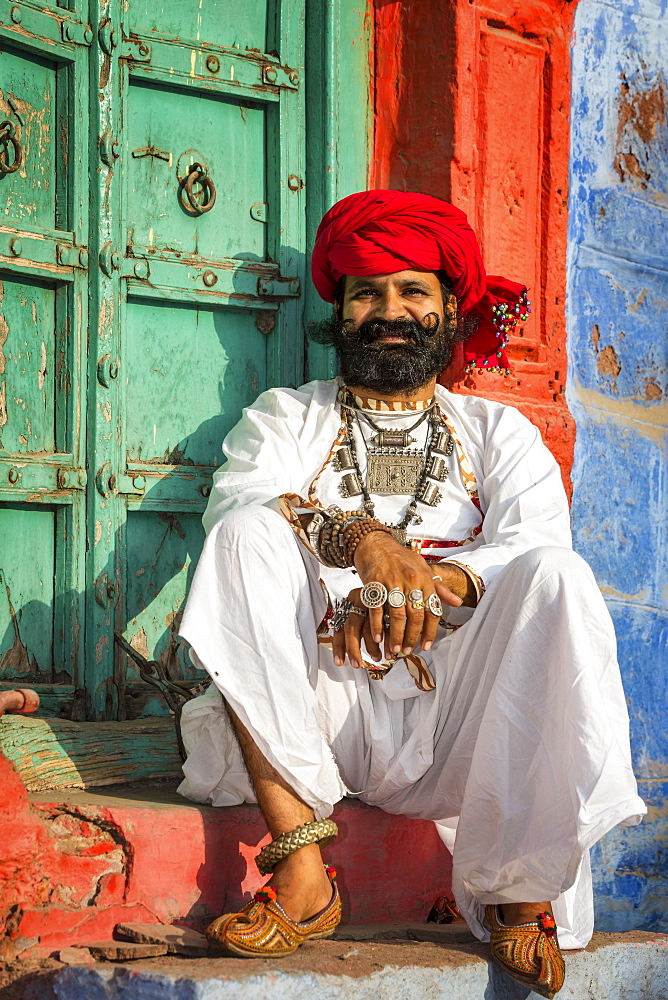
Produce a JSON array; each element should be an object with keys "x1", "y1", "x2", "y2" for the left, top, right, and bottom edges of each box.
[{"x1": 500, "y1": 901, "x2": 552, "y2": 925}]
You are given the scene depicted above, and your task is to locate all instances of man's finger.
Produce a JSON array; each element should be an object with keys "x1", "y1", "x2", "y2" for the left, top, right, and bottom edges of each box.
[
  {"x1": 368, "y1": 607, "x2": 384, "y2": 644},
  {"x1": 434, "y1": 581, "x2": 463, "y2": 607},
  {"x1": 420, "y1": 594, "x2": 441, "y2": 650},
  {"x1": 332, "y1": 627, "x2": 346, "y2": 667},
  {"x1": 402, "y1": 598, "x2": 425, "y2": 655},
  {"x1": 343, "y1": 612, "x2": 366, "y2": 669},
  {"x1": 387, "y1": 605, "x2": 407, "y2": 656}
]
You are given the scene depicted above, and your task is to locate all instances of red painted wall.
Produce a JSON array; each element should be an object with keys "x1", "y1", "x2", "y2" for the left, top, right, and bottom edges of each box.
[{"x1": 372, "y1": 0, "x2": 577, "y2": 483}]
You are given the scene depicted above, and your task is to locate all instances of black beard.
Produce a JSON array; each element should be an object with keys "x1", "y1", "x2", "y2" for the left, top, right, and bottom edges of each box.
[{"x1": 318, "y1": 314, "x2": 456, "y2": 395}]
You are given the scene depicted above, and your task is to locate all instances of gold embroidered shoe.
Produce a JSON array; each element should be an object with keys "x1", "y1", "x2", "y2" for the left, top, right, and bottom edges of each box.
[
  {"x1": 485, "y1": 905, "x2": 565, "y2": 998},
  {"x1": 206, "y1": 866, "x2": 341, "y2": 958}
]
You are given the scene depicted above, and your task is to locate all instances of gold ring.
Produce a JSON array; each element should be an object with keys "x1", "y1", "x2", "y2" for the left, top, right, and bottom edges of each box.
[{"x1": 411, "y1": 599, "x2": 426, "y2": 610}]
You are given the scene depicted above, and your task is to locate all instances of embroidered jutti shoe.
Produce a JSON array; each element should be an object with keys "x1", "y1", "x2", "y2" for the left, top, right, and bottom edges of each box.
[
  {"x1": 485, "y1": 905, "x2": 565, "y2": 998},
  {"x1": 206, "y1": 866, "x2": 341, "y2": 958}
]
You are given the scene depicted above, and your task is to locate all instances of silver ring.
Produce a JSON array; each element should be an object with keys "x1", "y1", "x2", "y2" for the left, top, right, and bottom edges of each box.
[
  {"x1": 427, "y1": 593, "x2": 443, "y2": 617},
  {"x1": 349, "y1": 606, "x2": 368, "y2": 617},
  {"x1": 330, "y1": 598, "x2": 352, "y2": 631},
  {"x1": 432, "y1": 574, "x2": 443, "y2": 582},
  {"x1": 383, "y1": 612, "x2": 391, "y2": 628},
  {"x1": 408, "y1": 589, "x2": 423, "y2": 602},
  {"x1": 361, "y1": 581, "x2": 388, "y2": 608},
  {"x1": 387, "y1": 588, "x2": 406, "y2": 608}
]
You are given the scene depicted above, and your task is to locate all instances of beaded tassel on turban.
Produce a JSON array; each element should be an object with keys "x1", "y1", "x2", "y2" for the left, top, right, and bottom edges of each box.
[{"x1": 311, "y1": 189, "x2": 530, "y2": 376}]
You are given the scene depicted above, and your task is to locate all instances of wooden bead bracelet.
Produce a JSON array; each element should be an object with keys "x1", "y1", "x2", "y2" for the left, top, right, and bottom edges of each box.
[{"x1": 342, "y1": 519, "x2": 393, "y2": 566}]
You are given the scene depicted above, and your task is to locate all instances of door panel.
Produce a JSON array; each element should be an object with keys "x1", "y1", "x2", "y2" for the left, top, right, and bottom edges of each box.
[
  {"x1": 0, "y1": 3, "x2": 89, "y2": 717},
  {"x1": 475, "y1": 24, "x2": 545, "y2": 364},
  {"x1": 126, "y1": 1, "x2": 269, "y2": 53},
  {"x1": 123, "y1": 509, "x2": 204, "y2": 718},
  {"x1": 0, "y1": 275, "x2": 57, "y2": 454},
  {"x1": 126, "y1": 82, "x2": 267, "y2": 261},
  {"x1": 0, "y1": 505, "x2": 57, "y2": 682},
  {"x1": 124, "y1": 299, "x2": 267, "y2": 467},
  {"x1": 85, "y1": 0, "x2": 305, "y2": 718},
  {"x1": 0, "y1": 45, "x2": 58, "y2": 228}
]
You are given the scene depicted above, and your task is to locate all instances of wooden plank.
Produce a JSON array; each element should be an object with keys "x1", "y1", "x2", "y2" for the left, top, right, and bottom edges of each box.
[{"x1": 0, "y1": 716, "x2": 183, "y2": 790}]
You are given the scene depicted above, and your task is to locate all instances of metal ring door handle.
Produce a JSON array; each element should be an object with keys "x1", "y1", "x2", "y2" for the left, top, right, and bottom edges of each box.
[
  {"x1": 0, "y1": 121, "x2": 22, "y2": 174},
  {"x1": 183, "y1": 162, "x2": 216, "y2": 215}
]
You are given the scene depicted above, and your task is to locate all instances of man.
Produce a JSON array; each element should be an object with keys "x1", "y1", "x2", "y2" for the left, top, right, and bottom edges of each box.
[{"x1": 178, "y1": 191, "x2": 645, "y2": 997}]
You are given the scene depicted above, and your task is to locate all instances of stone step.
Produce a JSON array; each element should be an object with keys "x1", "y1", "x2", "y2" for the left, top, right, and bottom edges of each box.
[
  {"x1": 21, "y1": 786, "x2": 452, "y2": 950},
  {"x1": 7, "y1": 931, "x2": 667, "y2": 1000}
]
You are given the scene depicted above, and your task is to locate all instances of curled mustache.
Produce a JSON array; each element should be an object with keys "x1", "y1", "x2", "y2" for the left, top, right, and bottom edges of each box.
[{"x1": 341, "y1": 313, "x2": 442, "y2": 346}]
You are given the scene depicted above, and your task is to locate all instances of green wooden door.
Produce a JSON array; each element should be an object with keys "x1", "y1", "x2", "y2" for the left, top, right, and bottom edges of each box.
[
  {"x1": 1, "y1": 1, "x2": 369, "y2": 727},
  {"x1": 1, "y1": 0, "x2": 305, "y2": 721}
]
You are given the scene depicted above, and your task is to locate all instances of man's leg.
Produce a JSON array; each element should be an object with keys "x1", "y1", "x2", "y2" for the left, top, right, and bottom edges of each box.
[
  {"x1": 180, "y1": 503, "x2": 350, "y2": 819},
  {"x1": 356, "y1": 545, "x2": 643, "y2": 949},
  {"x1": 227, "y1": 705, "x2": 333, "y2": 921}
]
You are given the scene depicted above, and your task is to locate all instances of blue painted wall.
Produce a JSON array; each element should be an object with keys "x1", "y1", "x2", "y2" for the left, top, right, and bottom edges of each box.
[{"x1": 567, "y1": 0, "x2": 668, "y2": 931}]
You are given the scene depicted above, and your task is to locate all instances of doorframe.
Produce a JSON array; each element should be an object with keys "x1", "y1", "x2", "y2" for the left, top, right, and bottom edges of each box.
[{"x1": 304, "y1": 0, "x2": 373, "y2": 382}]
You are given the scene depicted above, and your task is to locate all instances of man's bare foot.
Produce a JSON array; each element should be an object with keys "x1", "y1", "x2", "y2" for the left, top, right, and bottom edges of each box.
[
  {"x1": 500, "y1": 901, "x2": 553, "y2": 925},
  {"x1": 268, "y1": 843, "x2": 334, "y2": 922}
]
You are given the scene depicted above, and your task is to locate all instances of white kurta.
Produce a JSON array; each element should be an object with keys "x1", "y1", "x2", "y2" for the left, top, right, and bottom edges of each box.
[{"x1": 178, "y1": 378, "x2": 645, "y2": 948}]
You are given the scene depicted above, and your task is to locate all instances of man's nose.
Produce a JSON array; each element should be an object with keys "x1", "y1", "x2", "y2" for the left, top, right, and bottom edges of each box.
[{"x1": 374, "y1": 290, "x2": 407, "y2": 320}]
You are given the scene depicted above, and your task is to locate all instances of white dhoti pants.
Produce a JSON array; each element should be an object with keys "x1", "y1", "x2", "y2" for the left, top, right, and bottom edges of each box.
[{"x1": 178, "y1": 505, "x2": 646, "y2": 949}]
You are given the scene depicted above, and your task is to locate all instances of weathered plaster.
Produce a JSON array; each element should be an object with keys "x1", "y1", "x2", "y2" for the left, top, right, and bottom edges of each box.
[
  {"x1": 372, "y1": 0, "x2": 578, "y2": 481},
  {"x1": 567, "y1": 0, "x2": 668, "y2": 931}
]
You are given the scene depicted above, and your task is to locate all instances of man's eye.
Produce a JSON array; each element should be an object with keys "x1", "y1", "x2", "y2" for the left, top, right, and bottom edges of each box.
[
  {"x1": 354, "y1": 289, "x2": 377, "y2": 298},
  {"x1": 403, "y1": 287, "x2": 425, "y2": 296}
]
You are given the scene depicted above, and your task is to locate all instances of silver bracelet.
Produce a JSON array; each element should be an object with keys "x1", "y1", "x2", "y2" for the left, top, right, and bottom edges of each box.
[{"x1": 305, "y1": 511, "x2": 326, "y2": 555}]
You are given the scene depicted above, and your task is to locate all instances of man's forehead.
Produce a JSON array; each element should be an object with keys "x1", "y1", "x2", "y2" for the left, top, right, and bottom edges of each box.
[{"x1": 344, "y1": 270, "x2": 440, "y2": 290}]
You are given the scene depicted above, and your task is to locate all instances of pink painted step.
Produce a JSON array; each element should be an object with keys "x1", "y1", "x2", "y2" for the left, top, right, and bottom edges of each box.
[{"x1": 23, "y1": 788, "x2": 453, "y2": 950}]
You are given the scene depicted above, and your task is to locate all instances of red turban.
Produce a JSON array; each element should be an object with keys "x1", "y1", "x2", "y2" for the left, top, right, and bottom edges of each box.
[{"x1": 311, "y1": 190, "x2": 530, "y2": 376}]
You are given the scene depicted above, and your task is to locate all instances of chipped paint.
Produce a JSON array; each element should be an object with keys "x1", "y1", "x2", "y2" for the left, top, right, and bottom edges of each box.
[
  {"x1": 95, "y1": 635, "x2": 109, "y2": 665},
  {"x1": 597, "y1": 343, "x2": 622, "y2": 379},
  {"x1": 568, "y1": 0, "x2": 668, "y2": 932},
  {"x1": 37, "y1": 341, "x2": 47, "y2": 390},
  {"x1": 0, "y1": 285, "x2": 8, "y2": 430},
  {"x1": 614, "y1": 68, "x2": 667, "y2": 197},
  {"x1": 570, "y1": 378, "x2": 668, "y2": 440},
  {"x1": 0, "y1": 574, "x2": 36, "y2": 677}
]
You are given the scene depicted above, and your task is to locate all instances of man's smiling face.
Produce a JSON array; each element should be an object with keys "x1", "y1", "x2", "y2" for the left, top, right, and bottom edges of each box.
[
  {"x1": 341, "y1": 270, "x2": 446, "y2": 339},
  {"x1": 328, "y1": 269, "x2": 458, "y2": 395}
]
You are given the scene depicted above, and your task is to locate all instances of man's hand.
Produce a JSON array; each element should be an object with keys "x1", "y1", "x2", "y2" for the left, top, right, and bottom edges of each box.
[{"x1": 331, "y1": 532, "x2": 474, "y2": 668}]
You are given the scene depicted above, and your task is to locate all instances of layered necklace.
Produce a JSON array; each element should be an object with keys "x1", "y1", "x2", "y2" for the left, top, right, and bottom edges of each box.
[{"x1": 333, "y1": 390, "x2": 454, "y2": 545}]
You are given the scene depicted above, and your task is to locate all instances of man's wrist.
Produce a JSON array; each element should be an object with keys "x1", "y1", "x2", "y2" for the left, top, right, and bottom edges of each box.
[
  {"x1": 305, "y1": 509, "x2": 393, "y2": 569},
  {"x1": 350, "y1": 524, "x2": 397, "y2": 569},
  {"x1": 438, "y1": 560, "x2": 484, "y2": 607}
]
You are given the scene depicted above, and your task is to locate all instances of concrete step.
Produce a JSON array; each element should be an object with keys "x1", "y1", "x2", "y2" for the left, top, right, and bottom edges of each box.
[
  {"x1": 21, "y1": 786, "x2": 452, "y2": 950},
  {"x1": 4, "y1": 931, "x2": 666, "y2": 1000}
]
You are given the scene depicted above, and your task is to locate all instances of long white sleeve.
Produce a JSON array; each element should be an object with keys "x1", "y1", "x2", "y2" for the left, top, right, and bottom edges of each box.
[
  {"x1": 437, "y1": 396, "x2": 572, "y2": 587},
  {"x1": 202, "y1": 387, "x2": 311, "y2": 534}
]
